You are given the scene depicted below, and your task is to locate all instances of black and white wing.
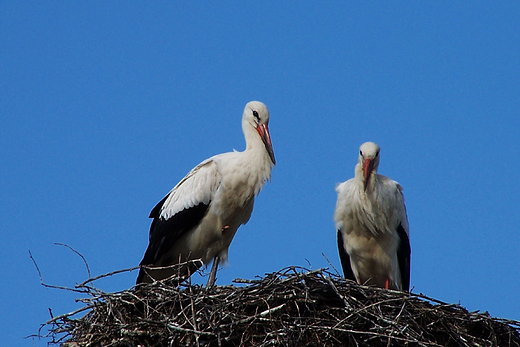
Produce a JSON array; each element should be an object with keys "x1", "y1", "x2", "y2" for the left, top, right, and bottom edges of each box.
[
  {"x1": 334, "y1": 179, "x2": 358, "y2": 282},
  {"x1": 396, "y1": 221, "x2": 411, "y2": 291},
  {"x1": 337, "y1": 229, "x2": 356, "y2": 281},
  {"x1": 136, "y1": 159, "x2": 221, "y2": 283},
  {"x1": 393, "y1": 183, "x2": 411, "y2": 291}
]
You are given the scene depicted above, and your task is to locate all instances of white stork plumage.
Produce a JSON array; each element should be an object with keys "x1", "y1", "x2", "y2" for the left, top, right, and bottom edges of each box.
[
  {"x1": 136, "y1": 101, "x2": 275, "y2": 286},
  {"x1": 334, "y1": 142, "x2": 411, "y2": 291}
]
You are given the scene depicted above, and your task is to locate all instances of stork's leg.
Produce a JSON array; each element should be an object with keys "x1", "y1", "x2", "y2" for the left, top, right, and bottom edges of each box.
[
  {"x1": 385, "y1": 278, "x2": 390, "y2": 289},
  {"x1": 206, "y1": 256, "x2": 220, "y2": 287}
]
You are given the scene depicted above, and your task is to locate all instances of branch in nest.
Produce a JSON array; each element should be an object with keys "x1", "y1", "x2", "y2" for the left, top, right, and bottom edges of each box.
[{"x1": 38, "y1": 266, "x2": 520, "y2": 347}]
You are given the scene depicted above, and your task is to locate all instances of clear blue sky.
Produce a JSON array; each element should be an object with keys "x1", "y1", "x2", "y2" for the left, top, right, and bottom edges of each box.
[{"x1": 1, "y1": 2, "x2": 519, "y2": 345}]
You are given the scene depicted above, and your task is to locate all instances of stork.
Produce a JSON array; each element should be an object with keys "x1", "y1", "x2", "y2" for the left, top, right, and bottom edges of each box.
[
  {"x1": 334, "y1": 142, "x2": 410, "y2": 291},
  {"x1": 136, "y1": 101, "x2": 275, "y2": 286}
]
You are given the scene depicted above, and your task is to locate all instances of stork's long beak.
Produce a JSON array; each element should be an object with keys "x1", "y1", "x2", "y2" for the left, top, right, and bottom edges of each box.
[
  {"x1": 363, "y1": 158, "x2": 374, "y2": 191},
  {"x1": 256, "y1": 123, "x2": 276, "y2": 165}
]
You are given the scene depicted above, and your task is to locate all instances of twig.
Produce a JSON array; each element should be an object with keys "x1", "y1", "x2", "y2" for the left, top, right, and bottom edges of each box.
[
  {"x1": 29, "y1": 250, "x2": 88, "y2": 293},
  {"x1": 54, "y1": 243, "x2": 91, "y2": 278},
  {"x1": 40, "y1": 265, "x2": 520, "y2": 347},
  {"x1": 233, "y1": 303, "x2": 286, "y2": 325},
  {"x1": 77, "y1": 266, "x2": 140, "y2": 287},
  {"x1": 325, "y1": 275, "x2": 352, "y2": 310},
  {"x1": 322, "y1": 252, "x2": 342, "y2": 276},
  {"x1": 46, "y1": 305, "x2": 94, "y2": 325}
]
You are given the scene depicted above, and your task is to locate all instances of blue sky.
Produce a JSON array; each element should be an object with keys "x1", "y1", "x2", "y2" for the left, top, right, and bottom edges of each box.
[{"x1": 1, "y1": 2, "x2": 519, "y2": 345}]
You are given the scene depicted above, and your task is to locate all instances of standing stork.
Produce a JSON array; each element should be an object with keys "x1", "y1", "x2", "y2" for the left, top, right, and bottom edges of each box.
[
  {"x1": 136, "y1": 101, "x2": 275, "y2": 286},
  {"x1": 334, "y1": 142, "x2": 411, "y2": 291}
]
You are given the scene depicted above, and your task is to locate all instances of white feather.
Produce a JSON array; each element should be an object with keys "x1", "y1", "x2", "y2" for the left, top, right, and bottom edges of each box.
[
  {"x1": 137, "y1": 101, "x2": 275, "y2": 284},
  {"x1": 159, "y1": 159, "x2": 221, "y2": 220},
  {"x1": 334, "y1": 142, "x2": 409, "y2": 290}
]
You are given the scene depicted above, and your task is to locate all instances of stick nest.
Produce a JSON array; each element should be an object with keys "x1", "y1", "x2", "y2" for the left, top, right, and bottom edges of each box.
[{"x1": 45, "y1": 266, "x2": 520, "y2": 347}]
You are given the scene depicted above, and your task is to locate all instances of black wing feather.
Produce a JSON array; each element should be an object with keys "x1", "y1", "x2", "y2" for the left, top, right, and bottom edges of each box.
[
  {"x1": 337, "y1": 230, "x2": 356, "y2": 282},
  {"x1": 396, "y1": 223, "x2": 411, "y2": 291},
  {"x1": 149, "y1": 194, "x2": 169, "y2": 219},
  {"x1": 136, "y1": 201, "x2": 209, "y2": 284}
]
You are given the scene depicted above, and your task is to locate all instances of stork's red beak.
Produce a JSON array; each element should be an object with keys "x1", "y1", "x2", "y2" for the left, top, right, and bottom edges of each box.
[
  {"x1": 363, "y1": 158, "x2": 374, "y2": 191},
  {"x1": 256, "y1": 123, "x2": 276, "y2": 165}
]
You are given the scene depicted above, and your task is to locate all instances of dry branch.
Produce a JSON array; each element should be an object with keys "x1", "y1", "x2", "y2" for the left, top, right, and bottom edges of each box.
[{"x1": 42, "y1": 266, "x2": 520, "y2": 347}]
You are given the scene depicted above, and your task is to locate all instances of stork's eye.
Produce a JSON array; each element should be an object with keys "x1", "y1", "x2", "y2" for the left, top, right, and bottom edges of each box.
[
  {"x1": 375, "y1": 151, "x2": 380, "y2": 157},
  {"x1": 253, "y1": 110, "x2": 260, "y2": 121},
  {"x1": 360, "y1": 150, "x2": 363, "y2": 156}
]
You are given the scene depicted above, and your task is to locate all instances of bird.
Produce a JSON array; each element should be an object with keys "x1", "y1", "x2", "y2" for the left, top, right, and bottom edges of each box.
[
  {"x1": 334, "y1": 142, "x2": 411, "y2": 291},
  {"x1": 136, "y1": 101, "x2": 275, "y2": 286}
]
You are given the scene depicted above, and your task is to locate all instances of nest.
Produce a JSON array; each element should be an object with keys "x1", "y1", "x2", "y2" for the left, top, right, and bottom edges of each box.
[{"x1": 43, "y1": 266, "x2": 520, "y2": 347}]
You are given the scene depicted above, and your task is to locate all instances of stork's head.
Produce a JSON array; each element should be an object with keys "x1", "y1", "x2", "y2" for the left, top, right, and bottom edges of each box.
[
  {"x1": 243, "y1": 101, "x2": 276, "y2": 165},
  {"x1": 358, "y1": 142, "x2": 380, "y2": 191}
]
